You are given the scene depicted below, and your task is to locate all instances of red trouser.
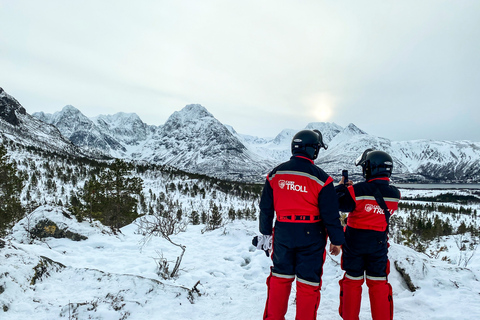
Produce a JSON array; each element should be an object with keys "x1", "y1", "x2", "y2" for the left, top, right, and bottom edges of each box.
[
  {"x1": 366, "y1": 277, "x2": 393, "y2": 320},
  {"x1": 340, "y1": 226, "x2": 393, "y2": 319},
  {"x1": 338, "y1": 274, "x2": 393, "y2": 320},
  {"x1": 264, "y1": 274, "x2": 321, "y2": 320},
  {"x1": 339, "y1": 275, "x2": 363, "y2": 320}
]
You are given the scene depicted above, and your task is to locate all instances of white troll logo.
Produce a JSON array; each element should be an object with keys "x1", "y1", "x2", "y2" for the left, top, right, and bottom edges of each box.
[
  {"x1": 285, "y1": 180, "x2": 307, "y2": 193},
  {"x1": 365, "y1": 204, "x2": 384, "y2": 214},
  {"x1": 278, "y1": 179, "x2": 307, "y2": 193}
]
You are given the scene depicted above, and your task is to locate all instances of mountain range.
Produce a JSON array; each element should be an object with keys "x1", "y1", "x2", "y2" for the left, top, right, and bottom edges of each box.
[{"x1": 2, "y1": 87, "x2": 480, "y2": 183}]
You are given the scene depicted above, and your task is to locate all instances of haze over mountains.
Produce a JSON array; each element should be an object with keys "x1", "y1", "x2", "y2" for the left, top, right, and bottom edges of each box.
[{"x1": 1, "y1": 87, "x2": 480, "y2": 182}]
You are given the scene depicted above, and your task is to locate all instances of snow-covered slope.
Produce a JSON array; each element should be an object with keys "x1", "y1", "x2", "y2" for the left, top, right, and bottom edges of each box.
[{"x1": 1, "y1": 205, "x2": 479, "y2": 319}]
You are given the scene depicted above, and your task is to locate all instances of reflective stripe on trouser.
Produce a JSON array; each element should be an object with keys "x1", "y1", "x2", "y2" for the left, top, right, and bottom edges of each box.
[
  {"x1": 263, "y1": 273, "x2": 294, "y2": 320},
  {"x1": 296, "y1": 279, "x2": 321, "y2": 320},
  {"x1": 338, "y1": 273, "x2": 364, "y2": 320},
  {"x1": 366, "y1": 277, "x2": 393, "y2": 320}
]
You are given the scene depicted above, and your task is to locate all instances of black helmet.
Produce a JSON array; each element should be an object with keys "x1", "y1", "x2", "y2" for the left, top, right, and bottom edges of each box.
[
  {"x1": 355, "y1": 149, "x2": 393, "y2": 179},
  {"x1": 291, "y1": 129, "x2": 327, "y2": 160}
]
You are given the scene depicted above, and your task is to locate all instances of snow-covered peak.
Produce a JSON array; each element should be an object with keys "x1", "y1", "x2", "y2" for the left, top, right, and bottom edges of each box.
[
  {"x1": 272, "y1": 128, "x2": 297, "y2": 145},
  {"x1": 50, "y1": 106, "x2": 93, "y2": 132},
  {"x1": 270, "y1": 123, "x2": 343, "y2": 146},
  {"x1": 166, "y1": 104, "x2": 213, "y2": 125},
  {"x1": 304, "y1": 122, "x2": 343, "y2": 143},
  {"x1": 0, "y1": 87, "x2": 27, "y2": 126},
  {"x1": 95, "y1": 112, "x2": 142, "y2": 124},
  {"x1": 94, "y1": 112, "x2": 146, "y2": 132},
  {"x1": 31, "y1": 105, "x2": 128, "y2": 155},
  {"x1": 34, "y1": 105, "x2": 91, "y2": 128},
  {"x1": 304, "y1": 121, "x2": 342, "y2": 131},
  {"x1": 1, "y1": 89, "x2": 83, "y2": 156},
  {"x1": 94, "y1": 112, "x2": 149, "y2": 146},
  {"x1": 344, "y1": 123, "x2": 367, "y2": 135},
  {"x1": 61, "y1": 105, "x2": 82, "y2": 114}
]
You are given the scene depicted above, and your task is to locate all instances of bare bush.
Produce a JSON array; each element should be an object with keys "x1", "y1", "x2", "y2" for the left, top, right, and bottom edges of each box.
[
  {"x1": 454, "y1": 233, "x2": 479, "y2": 268},
  {"x1": 136, "y1": 209, "x2": 187, "y2": 279}
]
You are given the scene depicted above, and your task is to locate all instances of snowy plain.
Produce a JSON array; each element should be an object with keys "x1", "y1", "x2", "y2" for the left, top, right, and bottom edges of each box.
[{"x1": 1, "y1": 199, "x2": 480, "y2": 320}]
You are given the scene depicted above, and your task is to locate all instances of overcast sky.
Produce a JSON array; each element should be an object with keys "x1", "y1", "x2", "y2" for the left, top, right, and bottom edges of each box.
[{"x1": 1, "y1": 0, "x2": 480, "y2": 141}]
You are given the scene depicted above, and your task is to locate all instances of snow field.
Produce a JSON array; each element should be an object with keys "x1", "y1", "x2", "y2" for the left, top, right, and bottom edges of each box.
[{"x1": 1, "y1": 205, "x2": 480, "y2": 319}]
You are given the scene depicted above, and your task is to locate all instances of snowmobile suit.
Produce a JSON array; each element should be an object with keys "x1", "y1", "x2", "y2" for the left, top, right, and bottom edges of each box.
[
  {"x1": 260, "y1": 155, "x2": 345, "y2": 320},
  {"x1": 336, "y1": 177, "x2": 400, "y2": 320}
]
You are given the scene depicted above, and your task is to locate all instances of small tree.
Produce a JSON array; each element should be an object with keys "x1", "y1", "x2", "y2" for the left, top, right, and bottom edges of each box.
[
  {"x1": 176, "y1": 208, "x2": 183, "y2": 221},
  {"x1": 70, "y1": 159, "x2": 143, "y2": 230},
  {"x1": 228, "y1": 207, "x2": 236, "y2": 221},
  {"x1": 136, "y1": 208, "x2": 187, "y2": 279},
  {"x1": 100, "y1": 159, "x2": 143, "y2": 229},
  {"x1": 190, "y1": 211, "x2": 200, "y2": 225},
  {"x1": 201, "y1": 211, "x2": 208, "y2": 224},
  {"x1": 0, "y1": 143, "x2": 24, "y2": 236},
  {"x1": 203, "y1": 203, "x2": 223, "y2": 232}
]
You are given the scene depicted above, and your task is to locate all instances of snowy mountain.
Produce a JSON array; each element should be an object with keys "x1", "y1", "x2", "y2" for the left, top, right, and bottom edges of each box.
[
  {"x1": 0, "y1": 88, "x2": 84, "y2": 157},
  {"x1": 314, "y1": 127, "x2": 480, "y2": 183},
  {"x1": 3, "y1": 87, "x2": 480, "y2": 182},
  {"x1": 33, "y1": 106, "x2": 128, "y2": 157},
  {"x1": 234, "y1": 121, "x2": 480, "y2": 183},
  {"x1": 138, "y1": 104, "x2": 273, "y2": 180},
  {"x1": 32, "y1": 103, "x2": 274, "y2": 181},
  {"x1": 93, "y1": 112, "x2": 153, "y2": 146}
]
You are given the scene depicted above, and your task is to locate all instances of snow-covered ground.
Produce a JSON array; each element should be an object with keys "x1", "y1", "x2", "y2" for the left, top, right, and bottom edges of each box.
[{"x1": 1, "y1": 205, "x2": 480, "y2": 319}]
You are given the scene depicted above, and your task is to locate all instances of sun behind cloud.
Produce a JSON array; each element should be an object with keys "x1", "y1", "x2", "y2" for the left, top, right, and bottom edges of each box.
[{"x1": 303, "y1": 92, "x2": 335, "y2": 122}]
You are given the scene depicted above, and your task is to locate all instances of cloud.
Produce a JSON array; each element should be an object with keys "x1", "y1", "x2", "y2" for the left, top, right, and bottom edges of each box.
[{"x1": 1, "y1": 0, "x2": 480, "y2": 140}]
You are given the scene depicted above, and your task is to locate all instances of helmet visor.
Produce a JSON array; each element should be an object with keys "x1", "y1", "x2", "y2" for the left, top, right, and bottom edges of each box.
[
  {"x1": 355, "y1": 148, "x2": 374, "y2": 166},
  {"x1": 313, "y1": 129, "x2": 328, "y2": 150}
]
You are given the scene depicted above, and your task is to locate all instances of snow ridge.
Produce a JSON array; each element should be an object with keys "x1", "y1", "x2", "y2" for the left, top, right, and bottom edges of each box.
[{"x1": 1, "y1": 87, "x2": 478, "y2": 182}]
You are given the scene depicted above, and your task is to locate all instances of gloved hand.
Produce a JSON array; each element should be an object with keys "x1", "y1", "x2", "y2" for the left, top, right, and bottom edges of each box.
[{"x1": 252, "y1": 235, "x2": 272, "y2": 256}]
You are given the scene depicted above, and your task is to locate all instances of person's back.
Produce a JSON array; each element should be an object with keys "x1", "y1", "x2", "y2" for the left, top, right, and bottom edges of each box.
[
  {"x1": 336, "y1": 149, "x2": 401, "y2": 320},
  {"x1": 345, "y1": 178, "x2": 400, "y2": 232},
  {"x1": 261, "y1": 155, "x2": 334, "y2": 227},
  {"x1": 259, "y1": 129, "x2": 344, "y2": 320}
]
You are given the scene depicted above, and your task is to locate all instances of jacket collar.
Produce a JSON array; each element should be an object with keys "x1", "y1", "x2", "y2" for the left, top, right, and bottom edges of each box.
[
  {"x1": 291, "y1": 155, "x2": 314, "y2": 164},
  {"x1": 367, "y1": 177, "x2": 390, "y2": 184}
]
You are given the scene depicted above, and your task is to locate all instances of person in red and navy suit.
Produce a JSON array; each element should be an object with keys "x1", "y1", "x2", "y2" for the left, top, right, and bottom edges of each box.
[
  {"x1": 335, "y1": 149, "x2": 401, "y2": 320},
  {"x1": 258, "y1": 129, "x2": 345, "y2": 320}
]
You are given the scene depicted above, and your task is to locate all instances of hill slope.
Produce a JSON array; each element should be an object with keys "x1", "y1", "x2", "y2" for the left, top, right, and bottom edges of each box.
[{"x1": 1, "y1": 205, "x2": 479, "y2": 319}]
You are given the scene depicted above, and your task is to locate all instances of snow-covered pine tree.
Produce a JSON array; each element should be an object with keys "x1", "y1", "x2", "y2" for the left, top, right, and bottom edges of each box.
[{"x1": 0, "y1": 142, "x2": 24, "y2": 236}]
